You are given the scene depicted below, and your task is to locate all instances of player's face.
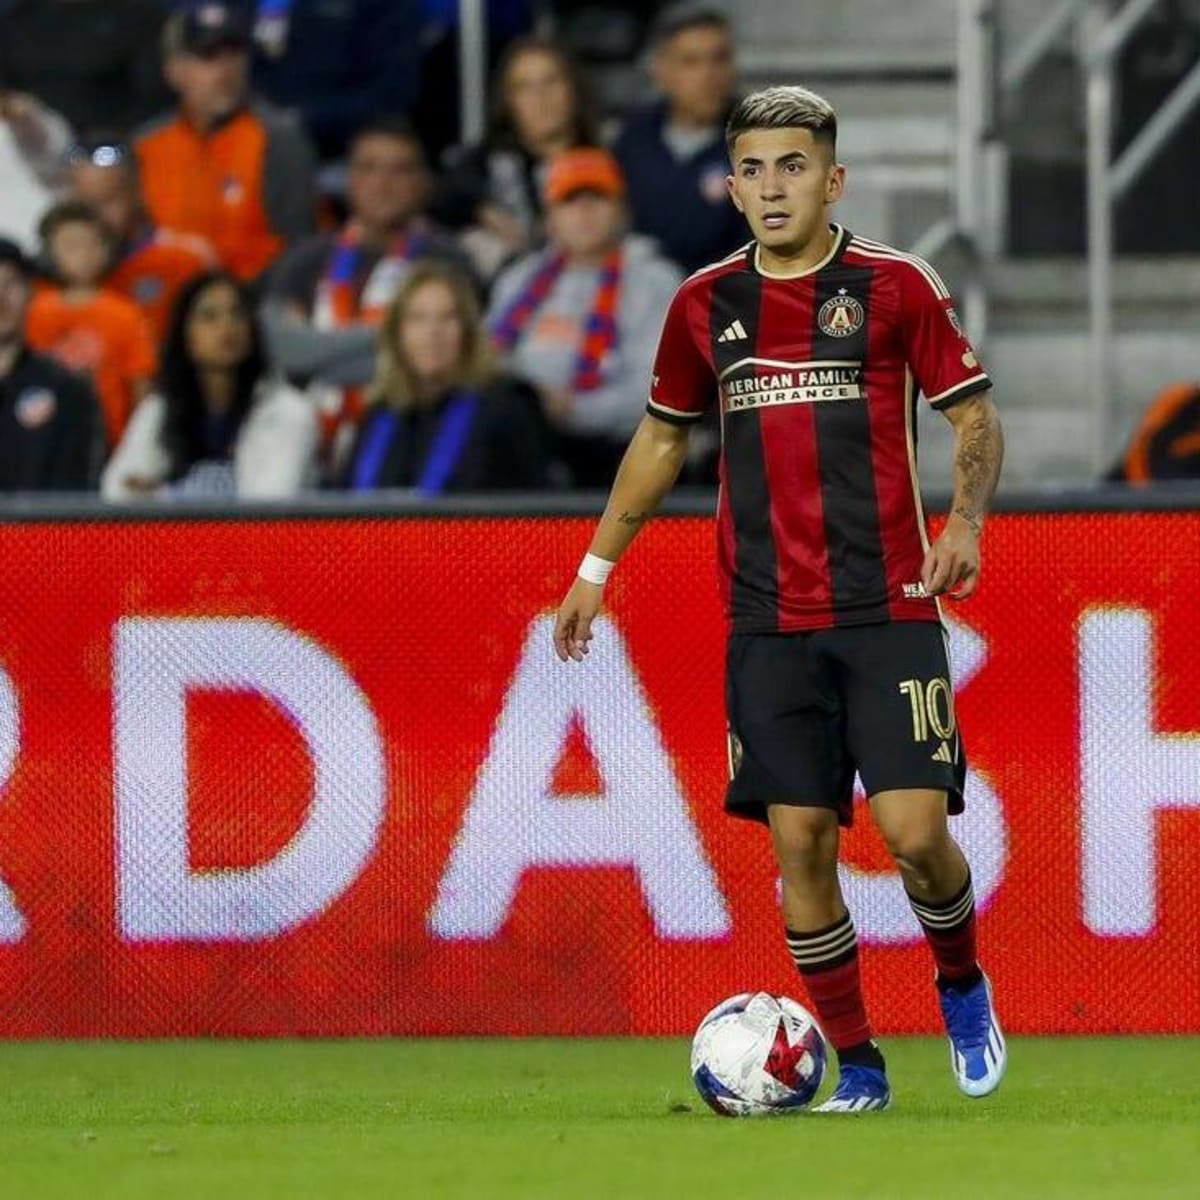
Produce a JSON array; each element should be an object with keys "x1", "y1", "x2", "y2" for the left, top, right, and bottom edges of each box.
[
  {"x1": 167, "y1": 47, "x2": 249, "y2": 124},
  {"x1": 548, "y1": 191, "x2": 623, "y2": 259},
  {"x1": 0, "y1": 263, "x2": 30, "y2": 343},
  {"x1": 347, "y1": 135, "x2": 429, "y2": 233},
  {"x1": 48, "y1": 221, "x2": 111, "y2": 288},
  {"x1": 186, "y1": 281, "x2": 252, "y2": 370},
  {"x1": 504, "y1": 49, "x2": 576, "y2": 148},
  {"x1": 399, "y1": 280, "x2": 465, "y2": 385},
  {"x1": 727, "y1": 128, "x2": 844, "y2": 255},
  {"x1": 71, "y1": 164, "x2": 139, "y2": 241},
  {"x1": 654, "y1": 25, "x2": 736, "y2": 126}
]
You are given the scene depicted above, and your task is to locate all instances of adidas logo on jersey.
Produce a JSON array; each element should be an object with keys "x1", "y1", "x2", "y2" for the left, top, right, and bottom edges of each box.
[
  {"x1": 717, "y1": 320, "x2": 749, "y2": 343},
  {"x1": 931, "y1": 741, "x2": 954, "y2": 764}
]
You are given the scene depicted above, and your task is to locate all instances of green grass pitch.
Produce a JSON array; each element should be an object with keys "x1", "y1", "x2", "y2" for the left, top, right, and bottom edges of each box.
[{"x1": 1, "y1": 1038, "x2": 1197, "y2": 1199}]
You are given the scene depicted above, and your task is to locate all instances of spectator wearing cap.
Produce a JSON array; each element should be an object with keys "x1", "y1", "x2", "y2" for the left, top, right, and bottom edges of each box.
[
  {"x1": 0, "y1": 80, "x2": 73, "y2": 254},
  {"x1": 262, "y1": 118, "x2": 472, "y2": 471},
  {"x1": 70, "y1": 138, "x2": 215, "y2": 344},
  {"x1": 26, "y1": 201, "x2": 157, "y2": 448},
  {"x1": 0, "y1": 0, "x2": 170, "y2": 135},
  {"x1": 134, "y1": 3, "x2": 317, "y2": 283},
  {"x1": 613, "y1": 4, "x2": 745, "y2": 274},
  {"x1": 434, "y1": 35, "x2": 601, "y2": 283},
  {"x1": 487, "y1": 147, "x2": 683, "y2": 487},
  {"x1": 249, "y1": 0, "x2": 424, "y2": 162},
  {"x1": 0, "y1": 238, "x2": 103, "y2": 493}
]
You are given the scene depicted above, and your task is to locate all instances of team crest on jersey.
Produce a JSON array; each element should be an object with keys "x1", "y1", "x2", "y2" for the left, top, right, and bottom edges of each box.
[
  {"x1": 700, "y1": 164, "x2": 729, "y2": 205},
  {"x1": 15, "y1": 387, "x2": 56, "y2": 429},
  {"x1": 133, "y1": 275, "x2": 165, "y2": 304},
  {"x1": 817, "y1": 290, "x2": 864, "y2": 338}
]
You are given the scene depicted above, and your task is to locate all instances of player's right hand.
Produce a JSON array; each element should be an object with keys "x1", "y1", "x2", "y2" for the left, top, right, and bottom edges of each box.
[{"x1": 553, "y1": 577, "x2": 605, "y2": 662}]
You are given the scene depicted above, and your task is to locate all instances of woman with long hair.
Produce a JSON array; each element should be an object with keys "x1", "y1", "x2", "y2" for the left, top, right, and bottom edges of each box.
[
  {"x1": 102, "y1": 271, "x2": 317, "y2": 498},
  {"x1": 343, "y1": 260, "x2": 547, "y2": 492},
  {"x1": 433, "y1": 35, "x2": 601, "y2": 279}
]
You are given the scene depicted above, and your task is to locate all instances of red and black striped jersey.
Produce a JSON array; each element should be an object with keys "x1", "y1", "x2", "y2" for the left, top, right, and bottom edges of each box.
[{"x1": 648, "y1": 224, "x2": 993, "y2": 632}]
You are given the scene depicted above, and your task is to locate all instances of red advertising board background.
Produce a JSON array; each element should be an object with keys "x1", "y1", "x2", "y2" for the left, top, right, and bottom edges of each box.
[{"x1": 0, "y1": 511, "x2": 1197, "y2": 1038}]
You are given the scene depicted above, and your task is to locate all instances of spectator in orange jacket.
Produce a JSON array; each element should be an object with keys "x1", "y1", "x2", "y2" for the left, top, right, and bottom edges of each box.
[
  {"x1": 134, "y1": 4, "x2": 317, "y2": 283},
  {"x1": 26, "y1": 200, "x2": 156, "y2": 446},
  {"x1": 70, "y1": 137, "x2": 214, "y2": 344}
]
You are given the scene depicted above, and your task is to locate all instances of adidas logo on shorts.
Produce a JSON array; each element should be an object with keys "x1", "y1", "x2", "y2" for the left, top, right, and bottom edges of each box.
[{"x1": 931, "y1": 740, "x2": 954, "y2": 763}]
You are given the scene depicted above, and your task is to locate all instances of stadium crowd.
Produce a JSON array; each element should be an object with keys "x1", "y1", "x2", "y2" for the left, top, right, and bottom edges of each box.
[{"x1": 0, "y1": 0, "x2": 739, "y2": 497}]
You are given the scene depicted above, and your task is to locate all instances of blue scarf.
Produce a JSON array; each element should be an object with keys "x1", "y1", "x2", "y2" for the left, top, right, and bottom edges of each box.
[{"x1": 351, "y1": 393, "x2": 481, "y2": 494}]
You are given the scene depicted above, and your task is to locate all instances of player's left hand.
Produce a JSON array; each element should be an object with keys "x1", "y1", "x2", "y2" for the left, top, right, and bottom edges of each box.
[{"x1": 921, "y1": 513, "x2": 981, "y2": 600}]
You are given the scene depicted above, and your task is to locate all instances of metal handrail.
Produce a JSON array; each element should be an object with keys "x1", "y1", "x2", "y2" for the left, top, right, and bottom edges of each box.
[
  {"x1": 458, "y1": 0, "x2": 488, "y2": 146},
  {"x1": 984, "y1": 0, "x2": 1200, "y2": 476}
]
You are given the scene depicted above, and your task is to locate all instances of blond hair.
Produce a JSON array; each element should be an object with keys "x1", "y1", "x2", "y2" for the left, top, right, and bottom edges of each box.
[{"x1": 369, "y1": 262, "x2": 494, "y2": 410}]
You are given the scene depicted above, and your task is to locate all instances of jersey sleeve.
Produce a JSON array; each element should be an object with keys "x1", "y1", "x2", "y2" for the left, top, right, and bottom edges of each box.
[
  {"x1": 898, "y1": 259, "x2": 993, "y2": 410},
  {"x1": 645, "y1": 283, "x2": 715, "y2": 425}
]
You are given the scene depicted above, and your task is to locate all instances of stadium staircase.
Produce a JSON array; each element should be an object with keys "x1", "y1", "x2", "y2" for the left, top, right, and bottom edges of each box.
[{"x1": 729, "y1": 0, "x2": 1200, "y2": 488}]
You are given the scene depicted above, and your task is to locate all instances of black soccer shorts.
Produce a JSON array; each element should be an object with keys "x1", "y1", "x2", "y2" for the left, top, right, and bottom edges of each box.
[{"x1": 725, "y1": 621, "x2": 967, "y2": 826}]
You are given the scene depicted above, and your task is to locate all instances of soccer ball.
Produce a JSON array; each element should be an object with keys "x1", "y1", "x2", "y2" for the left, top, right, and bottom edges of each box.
[{"x1": 690, "y1": 991, "x2": 827, "y2": 1116}]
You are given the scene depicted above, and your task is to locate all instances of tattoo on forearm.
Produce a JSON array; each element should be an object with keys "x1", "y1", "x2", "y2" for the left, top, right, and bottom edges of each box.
[
  {"x1": 617, "y1": 510, "x2": 650, "y2": 527},
  {"x1": 953, "y1": 405, "x2": 1004, "y2": 534},
  {"x1": 952, "y1": 507, "x2": 984, "y2": 538}
]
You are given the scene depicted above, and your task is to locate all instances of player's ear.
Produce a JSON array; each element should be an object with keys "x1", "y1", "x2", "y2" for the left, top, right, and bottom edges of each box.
[
  {"x1": 726, "y1": 175, "x2": 744, "y2": 213},
  {"x1": 825, "y1": 163, "x2": 846, "y2": 205}
]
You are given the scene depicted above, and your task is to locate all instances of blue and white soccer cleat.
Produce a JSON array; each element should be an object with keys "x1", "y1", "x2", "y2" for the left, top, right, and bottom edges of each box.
[
  {"x1": 939, "y1": 972, "x2": 1007, "y2": 1098},
  {"x1": 812, "y1": 1064, "x2": 891, "y2": 1113}
]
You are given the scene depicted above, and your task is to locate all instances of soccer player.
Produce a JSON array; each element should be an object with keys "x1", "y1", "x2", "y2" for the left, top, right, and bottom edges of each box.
[{"x1": 553, "y1": 87, "x2": 1006, "y2": 1113}]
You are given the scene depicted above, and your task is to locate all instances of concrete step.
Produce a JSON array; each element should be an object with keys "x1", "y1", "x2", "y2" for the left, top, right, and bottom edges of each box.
[
  {"x1": 915, "y1": 329, "x2": 1199, "y2": 486},
  {"x1": 987, "y1": 257, "x2": 1200, "y2": 332}
]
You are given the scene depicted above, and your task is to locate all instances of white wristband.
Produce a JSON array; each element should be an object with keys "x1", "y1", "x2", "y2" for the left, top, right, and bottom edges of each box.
[{"x1": 578, "y1": 553, "x2": 616, "y2": 586}]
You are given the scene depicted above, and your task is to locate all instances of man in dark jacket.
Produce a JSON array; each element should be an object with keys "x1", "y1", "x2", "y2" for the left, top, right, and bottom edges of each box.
[
  {"x1": 251, "y1": 0, "x2": 423, "y2": 161},
  {"x1": 613, "y1": 3, "x2": 745, "y2": 274},
  {"x1": 0, "y1": 0, "x2": 169, "y2": 135},
  {"x1": 0, "y1": 239, "x2": 103, "y2": 493}
]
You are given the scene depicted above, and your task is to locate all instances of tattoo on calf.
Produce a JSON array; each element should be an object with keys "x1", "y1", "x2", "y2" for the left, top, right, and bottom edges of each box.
[{"x1": 617, "y1": 511, "x2": 649, "y2": 527}]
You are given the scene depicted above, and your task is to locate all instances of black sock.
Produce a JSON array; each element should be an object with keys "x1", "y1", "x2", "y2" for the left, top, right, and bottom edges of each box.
[
  {"x1": 837, "y1": 1038, "x2": 886, "y2": 1073},
  {"x1": 935, "y1": 965, "x2": 984, "y2": 993}
]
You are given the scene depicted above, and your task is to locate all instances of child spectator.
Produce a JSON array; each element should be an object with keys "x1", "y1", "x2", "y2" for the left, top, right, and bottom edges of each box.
[
  {"x1": 434, "y1": 35, "x2": 600, "y2": 281},
  {"x1": 26, "y1": 200, "x2": 156, "y2": 446},
  {"x1": 69, "y1": 137, "x2": 214, "y2": 343},
  {"x1": 343, "y1": 261, "x2": 547, "y2": 492},
  {"x1": 103, "y1": 271, "x2": 317, "y2": 500},
  {"x1": 488, "y1": 148, "x2": 682, "y2": 486}
]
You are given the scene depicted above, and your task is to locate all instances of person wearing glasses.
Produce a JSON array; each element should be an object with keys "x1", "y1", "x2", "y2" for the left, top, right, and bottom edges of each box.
[{"x1": 69, "y1": 138, "x2": 215, "y2": 344}]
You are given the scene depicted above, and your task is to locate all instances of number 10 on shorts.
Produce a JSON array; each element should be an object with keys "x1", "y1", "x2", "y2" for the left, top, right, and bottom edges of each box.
[{"x1": 898, "y1": 677, "x2": 956, "y2": 743}]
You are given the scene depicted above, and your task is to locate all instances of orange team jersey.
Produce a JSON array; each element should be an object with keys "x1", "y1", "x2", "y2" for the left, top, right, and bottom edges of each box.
[
  {"x1": 107, "y1": 229, "x2": 214, "y2": 343},
  {"x1": 25, "y1": 288, "x2": 157, "y2": 446},
  {"x1": 136, "y1": 110, "x2": 281, "y2": 281}
]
